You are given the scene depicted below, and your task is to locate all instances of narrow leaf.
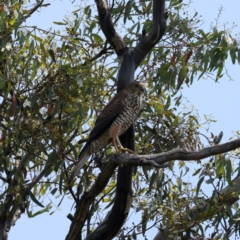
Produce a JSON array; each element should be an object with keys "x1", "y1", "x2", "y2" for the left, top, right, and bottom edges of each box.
[
  {"x1": 48, "y1": 49, "x2": 56, "y2": 62},
  {"x1": 124, "y1": 1, "x2": 132, "y2": 24},
  {"x1": 29, "y1": 191, "x2": 44, "y2": 208},
  {"x1": 196, "y1": 176, "x2": 204, "y2": 195},
  {"x1": 53, "y1": 21, "x2": 66, "y2": 25}
]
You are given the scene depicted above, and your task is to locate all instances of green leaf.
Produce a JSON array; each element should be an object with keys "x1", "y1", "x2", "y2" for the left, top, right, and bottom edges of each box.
[
  {"x1": 51, "y1": 188, "x2": 58, "y2": 195},
  {"x1": 230, "y1": 48, "x2": 236, "y2": 64},
  {"x1": 68, "y1": 142, "x2": 78, "y2": 159},
  {"x1": 84, "y1": 5, "x2": 91, "y2": 18},
  {"x1": 29, "y1": 191, "x2": 44, "y2": 208},
  {"x1": 27, "y1": 203, "x2": 51, "y2": 218},
  {"x1": 48, "y1": 49, "x2": 56, "y2": 62},
  {"x1": 141, "y1": 208, "x2": 148, "y2": 235},
  {"x1": 57, "y1": 195, "x2": 64, "y2": 207},
  {"x1": 111, "y1": 5, "x2": 124, "y2": 14},
  {"x1": 124, "y1": 0, "x2": 132, "y2": 24},
  {"x1": 92, "y1": 34, "x2": 103, "y2": 43},
  {"x1": 196, "y1": 176, "x2": 204, "y2": 195},
  {"x1": 205, "y1": 178, "x2": 214, "y2": 184},
  {"x1": 190, "y1": 40, "x2": 203, "y2": 47},
  {"x1": 165, "y1": 95, "x2": 171, "y2": 109},
  {"x1": 132, "y1": 2, "x2": 142, "y2": 14},
  {"x1": 198, "y1": 29, "x2": 208, "y2": 38},
  {"x1": 149, "y1": 172, "x2": 157, "y2": 190},
  {"x1": 179, "y1": 22, "x2": 189, "y2": 34},
  {"x1": 192, "y1": 168, "x2": 201, "y2": 176},
  {"x1": 178, "y1": 65, "x2": 188, "y2": 82},
  {"x1": 226, "y1": 160, "x2": 233, "y2": 185},
  {"x1": 238, "y1": 48, "x2": 240, "y2": 65},
  {"x1": 216, "y1": 156, "x2": 225, "y2": 178},
  {"x1": 102, "y1": 198, "x2": 111, "y2": 202},
  {"x1": 53, "y1": 21, "x2": 66, "y2": 25},
  {"x1": 216, "y1": 63, "x2": 223, "y2": 80},
  {"x1": 171, "y1": 0, "x2": 183, "y2": 7},
  {"x1": 146, "y1": 1, "x2": 152, "y2": 15},
  {"x1": 0, "y1": 77, "x2": 4, "y2": 89}
]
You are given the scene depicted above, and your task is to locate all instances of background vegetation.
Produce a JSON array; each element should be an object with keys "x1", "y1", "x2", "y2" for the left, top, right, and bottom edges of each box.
[{"x1": 0, "y1": 0, "x2": 240, "y2": 239}]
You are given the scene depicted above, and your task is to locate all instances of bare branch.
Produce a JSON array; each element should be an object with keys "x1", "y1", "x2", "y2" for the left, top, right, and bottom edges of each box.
[
  {"x1": 114, "y1": 154, "x2": 171, "y2": 168},
  {"x1": 95, "y1": 0, "x2": 128, "y2": 56},
  {"x1": 133, "y1": 0, "x2": 168, "y2": 68},
  {"x1": 23, "y1": 1, "x2": 50, "y2": 21},
  {"x1": 26, "y1": 166, "x2": 51, "y2": 191},
  {"x1": 89, "y1": 44, "x2": 113, "y2": 63},
  {"x1": 0, "y1": 175, "x2": 8, "y2": 182},
  {"x1": 114, "y1": 138, "x2": 240, "y2": 166}
]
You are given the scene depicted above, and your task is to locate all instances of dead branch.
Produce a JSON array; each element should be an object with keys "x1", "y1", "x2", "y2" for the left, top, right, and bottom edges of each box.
[{"x1": 114, "y1": 138, "x2": 240, "y2": 166}]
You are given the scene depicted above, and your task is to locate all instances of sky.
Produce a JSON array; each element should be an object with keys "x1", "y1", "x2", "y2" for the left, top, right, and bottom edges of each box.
[{"x1": 9, "y1": 0, "x2": 240, "y2": 239}]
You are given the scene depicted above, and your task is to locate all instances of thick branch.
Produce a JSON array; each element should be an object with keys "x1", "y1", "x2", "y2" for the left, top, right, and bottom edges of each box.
[
  {"x1": 86, "y1": 126, "x2": 135, "y2": 240},
  {"x1": 0, "y1": 207, "x2": 24, "y2": 240},
  {"x1": 65, "y1": 161, "x2": 118, "y2": 240},
  {"x1": 95, "y1": 0, "x2": 128, "y2": 56},
  {"x1": 133, "y1": 0, "x2": 167, "y2": 68},
  {"x1": 114, "y1": 138, "x2": 240, "y2": 166}
]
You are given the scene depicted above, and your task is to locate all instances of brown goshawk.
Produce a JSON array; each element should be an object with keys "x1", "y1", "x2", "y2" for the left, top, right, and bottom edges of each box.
[{"x1": 70, "y1": 81, "x2": 145, "y2": 179}]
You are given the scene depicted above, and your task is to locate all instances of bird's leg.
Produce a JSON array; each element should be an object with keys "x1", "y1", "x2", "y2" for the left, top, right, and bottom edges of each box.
[
  {"x1": 115, "y1": 136, "x2": 134, "y2": 155},
  {"x1": 112, "y1": 138, "x2": 120, "y2": 153}
]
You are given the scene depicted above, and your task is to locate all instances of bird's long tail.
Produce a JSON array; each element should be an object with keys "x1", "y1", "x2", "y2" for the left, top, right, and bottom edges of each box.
[{"x1": 69, "y1": 147, "x2": 90, "y2": 182}]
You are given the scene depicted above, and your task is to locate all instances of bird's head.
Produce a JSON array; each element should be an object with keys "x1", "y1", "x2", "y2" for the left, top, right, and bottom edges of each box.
[{"x1": 128, "y1": 81, "x2": 145, "y2": 95}]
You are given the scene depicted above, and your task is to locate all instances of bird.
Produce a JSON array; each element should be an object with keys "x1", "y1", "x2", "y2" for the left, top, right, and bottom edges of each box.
[{"x1": 70, "y1": 81, "x2": 145, "y2": 180}]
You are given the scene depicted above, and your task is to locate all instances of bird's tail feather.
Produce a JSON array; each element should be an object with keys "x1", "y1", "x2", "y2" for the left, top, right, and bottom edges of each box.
[{"x1": 69, "y1": 148, "x2": 90, "y2": 182}]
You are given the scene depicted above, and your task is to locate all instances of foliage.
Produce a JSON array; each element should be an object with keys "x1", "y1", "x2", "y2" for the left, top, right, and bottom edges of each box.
[{"x1": 0, "y1": 0, "x2": 240, "y2": 239}]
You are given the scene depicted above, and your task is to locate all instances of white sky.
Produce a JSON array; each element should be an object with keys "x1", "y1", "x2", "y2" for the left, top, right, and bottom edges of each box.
[{"x1": 9, "y1": 0, "x2": 240, "y2": 239}]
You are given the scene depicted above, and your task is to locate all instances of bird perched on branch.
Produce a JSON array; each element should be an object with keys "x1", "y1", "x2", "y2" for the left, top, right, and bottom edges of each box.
[{"x1": 70, "y1": 81, "x2": 145, "y2": 180}]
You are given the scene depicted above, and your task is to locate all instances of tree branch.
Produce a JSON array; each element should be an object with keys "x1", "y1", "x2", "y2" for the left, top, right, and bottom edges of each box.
[
  {"x1": 153, "y1": 174, "x2": 240, "y2": 240},
  {"x1": 113, "y1": 138, "x2": 240, "y2": 166},
  {"x1": 65, "y1": 161, "x2": 118, "y2": 240},
  {"x1": 95, "y1": 0, "x2": 128, "y2": 56},
  {"x1": 22, "y1": 1, "x2": 50, "y2": 21},
  {"x1": 0, "y1": 201, "x2": 25, "y2": 240},
  {"x1": 133, "y1": 0, "x2": 168, "y2": 68}
]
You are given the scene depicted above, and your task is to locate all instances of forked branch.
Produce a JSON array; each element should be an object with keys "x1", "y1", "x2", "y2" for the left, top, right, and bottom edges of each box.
[{"x1": 95, "y1": 0, "x2": 128, "y2": 56}]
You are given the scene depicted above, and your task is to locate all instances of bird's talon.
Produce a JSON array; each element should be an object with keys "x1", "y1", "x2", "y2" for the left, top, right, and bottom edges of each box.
[{"x1": 115, "y1": 148, "x2": 134, "y2": 155}]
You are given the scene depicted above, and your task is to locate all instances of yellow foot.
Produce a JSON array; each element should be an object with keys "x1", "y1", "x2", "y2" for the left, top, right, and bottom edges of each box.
[{"x1": 115, "y1": 148, "x2": 134, "y2": 155}]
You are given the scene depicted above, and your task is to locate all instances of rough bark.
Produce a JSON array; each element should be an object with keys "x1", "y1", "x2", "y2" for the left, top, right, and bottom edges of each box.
[
  {"x1": 95, "y1": 0, "x2": 128, "y2": 56},
  {"x1": 113, "y1": 138, "x2": 240, "y2": 166},
  {"x1": 133, "y1": 0, "x2": 168, "y2": 68},
  {"x1": 0, "y1": 207, "x2": 23, "y2": 240},
  {"x1": 65, "y1": 161, "x2": 118, "y2": 240}
]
